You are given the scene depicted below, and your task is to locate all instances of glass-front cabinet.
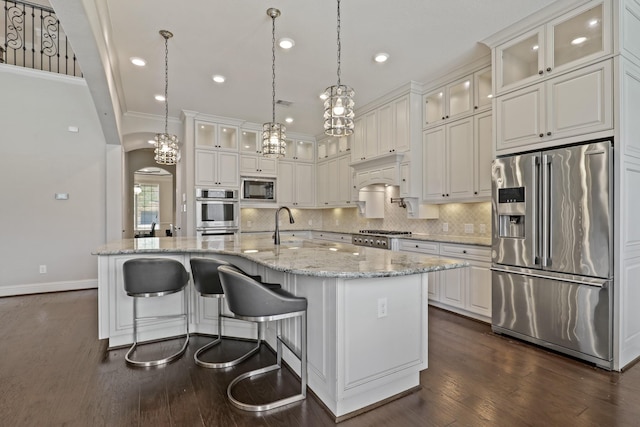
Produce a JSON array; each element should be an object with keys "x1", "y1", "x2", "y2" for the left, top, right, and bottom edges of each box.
[
  {"x1": 284, "y1": 139, "x2": 315, "y2": 162},
  {"x1": 495, "y1": 1, "x2": 609, "y2": 94},
  {"x1": 423, "y1": 75, "x2": 473, "y2": 127},
  {"x1": 240, "y1": 129, "x2": 261, "y2": 154},
  {"x1": 317, "y1": 136, "x2": 350, "y2": 160},
  {"x1": 474, "y1": 66, "x2": 493, "y2": 110},
  {"x1": 196, "y1": 122, "x2": 238, "y2": 150}
]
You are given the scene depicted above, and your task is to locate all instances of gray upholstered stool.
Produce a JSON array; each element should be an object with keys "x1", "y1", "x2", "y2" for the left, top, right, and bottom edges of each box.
[
  {"x1": 190, "y1": 257, "x2": 280, "y2": 369},
  {"x1": 122, "y1": 258, "x2": 190, "y2": 367},
  {"x1": 218, "y1": 265, "x2": 308, "y2": 412}
]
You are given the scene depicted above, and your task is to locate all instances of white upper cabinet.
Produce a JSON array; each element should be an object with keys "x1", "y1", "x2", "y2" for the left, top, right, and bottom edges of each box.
[
  {"x1": 317, "y1": 136, "x2": 350, "y2": 160},
  {"x1": 352, "y1": 94, "x2": 412, "y2": 162},
  {"x1": 423, "y1": 75, "x2": 473, "y2": 128},
  {"x1": 196, "y1": 122, "x2": 238, "y2": 150},
  {"x1": 240, "y1": 129, "x2": 262, "y2": 155},
  {"x1": 284, "y1": 139, "x2": 315, "y2": 162},
  {"x1": 495, "y1": 1, "x2": 610, "y2": 94},
  {"x1": 195, "y1": 149, "x2": 239, "y2": 187},
  {"x1": 474, "y1": 66, "x2": 493, "y2": 111},
  {"x1": 496, "y1": 59, "x2": 612, "y2": 153},
  {"x1": 278, "y1": 161, "x2": 315, "y2": 207}
]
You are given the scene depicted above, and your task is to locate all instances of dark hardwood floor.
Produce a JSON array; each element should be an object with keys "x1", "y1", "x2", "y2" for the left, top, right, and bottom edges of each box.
[{"x1": 1, "y1": 290, "x2": 640, "y2": 426}]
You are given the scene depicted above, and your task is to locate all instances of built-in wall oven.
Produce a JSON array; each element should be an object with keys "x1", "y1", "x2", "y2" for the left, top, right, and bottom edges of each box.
[{"x1": 195, "y1": 188, "x2": 239, "y2": 236}]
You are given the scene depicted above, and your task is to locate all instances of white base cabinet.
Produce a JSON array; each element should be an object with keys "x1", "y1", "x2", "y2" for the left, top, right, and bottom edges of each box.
[{"x1": 398, "y1": 240, "x2": 491, "y2": 322}]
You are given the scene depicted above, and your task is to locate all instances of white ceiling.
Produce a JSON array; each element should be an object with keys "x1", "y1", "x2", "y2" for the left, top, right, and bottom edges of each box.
[{"x1": 102, "y1": 0, "x2": 561, "y2": 137}]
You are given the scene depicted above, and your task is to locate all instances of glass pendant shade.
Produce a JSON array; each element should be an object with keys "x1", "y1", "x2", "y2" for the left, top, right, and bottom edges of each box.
[
  {"x1": 154, "y1": 132, "x2": 179, "y2": 165},
  {"x1": 323, "y1": 84, "x2": 355, "y2": 136},
  {"x1": 262, "y1": 122, "x2": 286, "y2": 157},
  {"x1": 324, "y1": 0, "x2": 355, "y2": 137}
]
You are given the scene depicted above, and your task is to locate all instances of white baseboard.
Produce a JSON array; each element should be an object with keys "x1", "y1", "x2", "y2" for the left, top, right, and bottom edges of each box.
[{"x1": 0, "y1": 279, "x2": 98, "y2": 297}]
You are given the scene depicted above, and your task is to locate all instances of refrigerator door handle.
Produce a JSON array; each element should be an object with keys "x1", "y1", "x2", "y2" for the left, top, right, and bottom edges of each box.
[
  {"x1": 532, "y1": 155, "x2": 540, "y2": 266},
  {"x1": 490, "y1": 267, "x2": 608, "y2": 288},
  {"x1": 541, "y1": 154, "x2": 552, "y2": 268}
]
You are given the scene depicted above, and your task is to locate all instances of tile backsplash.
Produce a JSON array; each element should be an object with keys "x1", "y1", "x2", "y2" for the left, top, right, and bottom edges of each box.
[{"x1": 241, "y1": 187, "x2": 491, "y2": 237}]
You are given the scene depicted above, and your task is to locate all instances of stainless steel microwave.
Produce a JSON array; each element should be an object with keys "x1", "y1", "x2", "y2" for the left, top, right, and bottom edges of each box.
[{"x1": 241, "y1": 178, "x2": 276, "y2": 202}]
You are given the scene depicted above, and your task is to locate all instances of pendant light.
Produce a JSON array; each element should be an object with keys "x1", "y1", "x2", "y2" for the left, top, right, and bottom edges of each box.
[
  {"x1": 323, "y1": 0, "x2": 355, "y2": 136},
  {"x1": 262, "y1": 8, "x2": 286, "y2": 158},
  {"x1": 154, "y1": 30, "x2": 179, "y2": 165}
]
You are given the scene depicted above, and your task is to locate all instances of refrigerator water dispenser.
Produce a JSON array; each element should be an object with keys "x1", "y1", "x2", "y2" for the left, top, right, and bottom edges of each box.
[{"x1": 497, "y1": 187, "x2": 525, "y2": 239}]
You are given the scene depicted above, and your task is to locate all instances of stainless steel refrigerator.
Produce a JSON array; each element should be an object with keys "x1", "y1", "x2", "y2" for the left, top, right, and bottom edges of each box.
[{"x1": 491, "y1": 139, "x2": 613, "y2": 369}]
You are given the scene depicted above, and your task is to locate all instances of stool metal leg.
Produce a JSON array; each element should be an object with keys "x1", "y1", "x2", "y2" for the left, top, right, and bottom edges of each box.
[
  {"x1": 125, "y1": 290, "x2": 189, "y2": 368},
  {"x1": 194, "y1": 298, "x2": 261, "y2": 369},
  {"x1": 227, "y1": 312, "x2": 308, "y2": 412}
]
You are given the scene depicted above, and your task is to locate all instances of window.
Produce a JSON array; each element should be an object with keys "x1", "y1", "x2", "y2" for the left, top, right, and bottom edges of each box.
[{"x1": 134, "y1": 184, "x2": 159, "y2": 230}]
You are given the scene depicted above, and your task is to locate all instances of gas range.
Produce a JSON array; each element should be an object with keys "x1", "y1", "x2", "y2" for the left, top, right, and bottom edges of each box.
[{"x1": 351, "y1": 230, "x2": 412, "y2": 250}]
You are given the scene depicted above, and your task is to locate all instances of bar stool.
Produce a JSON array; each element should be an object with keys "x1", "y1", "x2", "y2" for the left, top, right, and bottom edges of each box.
[
  {"x1": 122, "y1": 258, "x2": 190, "y2": 367},
  {"x1": 218, "y1": 265, "x2": 308, "y2": 412},
  {"x1": 190, "y1": 258, "x2": 280, "y2": 369}
]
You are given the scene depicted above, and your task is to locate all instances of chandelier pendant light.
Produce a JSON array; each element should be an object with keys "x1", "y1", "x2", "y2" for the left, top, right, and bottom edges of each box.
[
  {"x1": 323, "y1": 0, "x2": 355, "y2": 136},
  {"x1": 154, "y1": 30, "x2": 180, "y2": 165},
  {"x1": 262, "y1": 8, "x2": 286, "y2": 158}
]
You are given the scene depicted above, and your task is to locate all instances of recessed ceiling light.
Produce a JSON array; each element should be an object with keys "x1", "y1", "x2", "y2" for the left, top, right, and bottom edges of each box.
[
  {"x1": 279, "y1": 38, "x2": 295, "y2": 49},
  {"x1": 487, "y1": 94, "x2": 493, "y2": 99},
  {"x1": 373, "y1": 52, "x2": 389, "y2": 63},
  {"x1": 130, "y1": 57, "x2": 146, "y2": 67},
  {"x1": 319, "y1": 92, "x2": 328, "y2": 101},
  {"x1": 571, "y1": 36, "x2": 587, "y2": 45},
  {"x1": 154, "y1": 94, "x2": 165, "y2": 101},
  {"x1": 285, "y1": 117, "x2": 294, "y2": 123},
  {"x1": 589, "y1": 19, "x2": 600, "y2": 27},
  {"x1": 212, "y1": 74, "x2": 225, "y2": 83},
  {"x1": 532, "y1": 44, "x2": 539, "y2": 51},
  {"x1": 147, "y1": 139, "x2": 156, "y2": 144}
]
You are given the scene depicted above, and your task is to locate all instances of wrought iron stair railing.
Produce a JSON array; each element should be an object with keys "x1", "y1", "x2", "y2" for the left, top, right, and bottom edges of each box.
[{"x1": 2, "y1": 0, "x2": 82, "y2": 77}]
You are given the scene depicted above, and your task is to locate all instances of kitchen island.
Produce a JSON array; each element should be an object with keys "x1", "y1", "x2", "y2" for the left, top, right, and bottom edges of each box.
[{"x1": 94, "y1": 235, "x2": 467, "y2": 419}]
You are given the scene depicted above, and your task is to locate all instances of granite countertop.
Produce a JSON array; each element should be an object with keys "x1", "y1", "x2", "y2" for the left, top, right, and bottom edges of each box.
[
  {"x1": 94, "y1": 235, "x2": 467, "y2": 279},
  {"x1": 244, "y1": 229, "x2": 491, "y2": 247}
]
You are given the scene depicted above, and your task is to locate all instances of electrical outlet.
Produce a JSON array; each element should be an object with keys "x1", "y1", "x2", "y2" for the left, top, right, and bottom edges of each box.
[
  {"x1": 39, "y1": 265, "x2": 47, "y2": 274},
  {"x1": 335, "y1": 219, "x2": 340, "y2": 226},
  {"x1": 247, "y1": 220, "x2": 252, "y2": 228},
  {"x1": 377, "y1": 297, "x2": 388, "y2": 318},
  {"x1": 308, "y1": 220, "x2": 313, "y2": 226},
  {"x1": 442, "y1": 222, "x2": 449, "y2": 232},
  {"x1": 479, "y1": 224, "x2": 486, "y2": 234},
  {"x1": 464, "y1": 224, "x2": 474, "y2": 234}
]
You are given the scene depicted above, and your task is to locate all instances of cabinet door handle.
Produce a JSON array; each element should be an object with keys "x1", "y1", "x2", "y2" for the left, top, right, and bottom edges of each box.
[
  {"x1": 546, "y1": 132, "x2": 552, "y2": 136},
  {"x1": 546, "y1": 67, "x2": 552, "y2": 72},
  {"x1": 538, "y1": 70, "x2": 544, "y2": 75},
  {"x1": 474, "y1": 106, "x2": 478, "y2": 109},
  {"x1": 415, "y1": 244, "x2": 419, "y2": 248},
  {"x1": 474, "y1": 191, "x2": 478, "y2": 195},
  {"x1": 539, "y1": 133, "x2": 544, "y2": 138},
  {"x1": 463, "y1": 250, "x2": 467, "y2": 254},
  {"x1": 402, "y1": 179, "x2": 406, "y2": 182}
]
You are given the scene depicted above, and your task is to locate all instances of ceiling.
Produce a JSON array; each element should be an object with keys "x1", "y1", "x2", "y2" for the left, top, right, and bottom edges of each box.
[{"x1": 97, "y1": 0, "x2": 561, "y2": 137}]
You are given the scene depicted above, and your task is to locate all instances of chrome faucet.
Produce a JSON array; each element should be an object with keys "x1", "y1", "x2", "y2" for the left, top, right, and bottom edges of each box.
[{"x1": 274, "y1": 206, "x2": 295, "y2": 245}]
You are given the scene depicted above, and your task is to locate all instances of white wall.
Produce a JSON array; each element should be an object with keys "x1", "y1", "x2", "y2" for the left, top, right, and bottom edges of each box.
[{"x1": 0, "y1": 66, "x2": 107, "y2": 295}]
